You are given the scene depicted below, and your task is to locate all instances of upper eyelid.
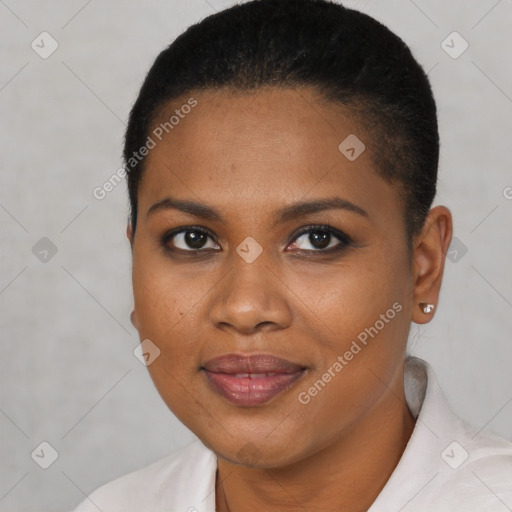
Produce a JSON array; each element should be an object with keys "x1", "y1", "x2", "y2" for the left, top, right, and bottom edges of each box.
[{"x1": 289, "y1": 225, "x2": 352, "y2": 248}]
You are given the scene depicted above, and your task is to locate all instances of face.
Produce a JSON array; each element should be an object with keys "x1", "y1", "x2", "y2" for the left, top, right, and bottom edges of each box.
[{"x1": 129, "y1": 87, "x2": 418, "y2": 467}]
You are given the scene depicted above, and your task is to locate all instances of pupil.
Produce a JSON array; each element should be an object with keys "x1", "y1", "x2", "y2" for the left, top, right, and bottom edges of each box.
[
  {"x1": 186, "y1": 231, "x2": 206, "y2": 249},
  {"x1": 310, "y1": 231, "x2": 329, "y2": 249}
]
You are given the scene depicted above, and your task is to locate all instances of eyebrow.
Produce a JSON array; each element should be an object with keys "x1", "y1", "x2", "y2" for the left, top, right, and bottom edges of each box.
[{"x1": 147, "y1": 195, "x2": 368, "y2": 227}]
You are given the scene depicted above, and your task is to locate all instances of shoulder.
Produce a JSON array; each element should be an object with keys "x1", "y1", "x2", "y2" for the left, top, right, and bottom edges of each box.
[
  {"x1": 432, "y1": 424, "x2": 512, "y2": 508},
  {"x1": 71, "y1": 439, "x2": 217, "y2": 512},
  {"x1": 417, "y1": 361, "x2": 512, "y2": 509},
  {"x1": 372, "y1": 357, "x2": 512, "y2": 511},
  {"x1": 421, "y1": 357, "x2": 512, "y2": 508}
]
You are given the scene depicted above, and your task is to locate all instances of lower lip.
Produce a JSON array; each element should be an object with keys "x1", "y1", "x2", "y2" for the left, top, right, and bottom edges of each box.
[{"x1": 202, "y1": 370, "x2": 305, "y2": 406}]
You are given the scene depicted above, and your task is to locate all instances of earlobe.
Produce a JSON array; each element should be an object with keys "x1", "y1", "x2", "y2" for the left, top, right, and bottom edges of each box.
[
  {"x1": 126, "y1": 221, "x2": 133, "y2": 247},
  {"x1": 411, "y1": 206, "x2": 453, "y2": 325},
  {"x1": 419, "y1": 303, "x2": 435, "y2": 314},
  {"x1": 130, "y1": 310, "x2": 139, "y2": 330}
]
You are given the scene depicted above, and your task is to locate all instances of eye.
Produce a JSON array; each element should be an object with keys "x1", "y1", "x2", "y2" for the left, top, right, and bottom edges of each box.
[
  {"x1": 161, "y1": 224, "x2": 351, "y2": 255},
  {"x1": 162, "y1": 226, "x2": 220, "y2": 252},
  {"x1": 286, "y1": 224, "x2": 351, "y2": 253}
]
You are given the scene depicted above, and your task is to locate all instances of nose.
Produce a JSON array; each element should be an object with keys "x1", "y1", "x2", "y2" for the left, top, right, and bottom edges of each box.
[{"x1": 208, "y1": 252, "x2": 292, "y2": 335}]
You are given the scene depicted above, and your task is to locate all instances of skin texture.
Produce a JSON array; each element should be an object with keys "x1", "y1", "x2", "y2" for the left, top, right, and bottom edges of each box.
[{"x1": 127, "y1": 87, "x2": 453, "y2": 512}]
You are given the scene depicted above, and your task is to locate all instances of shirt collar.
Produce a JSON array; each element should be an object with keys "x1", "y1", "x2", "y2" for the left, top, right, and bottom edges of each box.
[{"x1": 368, "y1": 355, "x2": 464, "y2": 510}]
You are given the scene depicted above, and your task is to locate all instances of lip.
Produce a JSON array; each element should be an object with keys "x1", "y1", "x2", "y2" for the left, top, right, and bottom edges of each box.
[{"x1": 201, "y1": 353, "x2": 307, "y2": 407}]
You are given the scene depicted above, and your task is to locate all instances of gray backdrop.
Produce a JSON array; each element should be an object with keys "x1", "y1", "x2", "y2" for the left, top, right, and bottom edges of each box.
[{"x1": 1, "y1": 1, "x2": 511, "y2": 511}]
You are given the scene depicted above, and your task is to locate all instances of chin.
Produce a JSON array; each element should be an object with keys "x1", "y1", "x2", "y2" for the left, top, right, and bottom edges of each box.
[{"x1": 194, "y1": 422, "x2": 311, "y2": 469}]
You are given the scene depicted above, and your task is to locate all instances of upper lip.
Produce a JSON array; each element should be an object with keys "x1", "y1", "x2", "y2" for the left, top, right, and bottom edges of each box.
[{"x1": 202, "y1": 353, "x2": 306, "y2": 374}]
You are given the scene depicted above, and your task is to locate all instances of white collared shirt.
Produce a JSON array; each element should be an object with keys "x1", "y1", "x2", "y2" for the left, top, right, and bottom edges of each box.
[{"x1": 72, "y1": 356, "x2": 512, "y2": 511}]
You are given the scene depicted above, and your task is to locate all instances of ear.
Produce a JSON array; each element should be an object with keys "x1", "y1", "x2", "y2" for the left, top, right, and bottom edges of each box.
[
  {"x1": 130, "y1": 310, "x2": 139, "y2": 330},
  {"x1": 126, "y1": 220, "x2": 134, "y2": 248},
  {"x1": 126, "y1": 221, "x2": 138, "y2": 329},
  {"x1": 411, "y1": 205, "x2": 453, "y2": 324}
]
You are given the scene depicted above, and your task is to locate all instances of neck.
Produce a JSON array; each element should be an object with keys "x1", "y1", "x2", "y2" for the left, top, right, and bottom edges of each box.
[{"x1": 215, "y1": 369, "x2": 416, "y2": 512}]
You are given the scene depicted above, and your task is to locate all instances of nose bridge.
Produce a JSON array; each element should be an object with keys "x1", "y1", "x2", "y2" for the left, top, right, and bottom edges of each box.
[
  {"x1": 230, "y1": 244, "x2": 273, "y2": 297},
  {"x1": 208, "y1": 241, "x2": 291, "y2": 333}
]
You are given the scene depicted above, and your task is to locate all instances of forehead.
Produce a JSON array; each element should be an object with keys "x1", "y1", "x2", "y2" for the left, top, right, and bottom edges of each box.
[{"x1": 138, "y1": 87, "x2": 401, "y2": 226}]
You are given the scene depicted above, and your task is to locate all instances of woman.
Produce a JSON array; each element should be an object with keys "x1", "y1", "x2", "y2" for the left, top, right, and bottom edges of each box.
[{"x1": 73, "y1": 0, "x2": 512, "y2": 510}]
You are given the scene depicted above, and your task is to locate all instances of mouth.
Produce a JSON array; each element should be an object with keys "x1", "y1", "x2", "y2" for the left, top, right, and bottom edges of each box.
[{"x1": 201, "y1": 353, "x2": 307, "y2": 407}]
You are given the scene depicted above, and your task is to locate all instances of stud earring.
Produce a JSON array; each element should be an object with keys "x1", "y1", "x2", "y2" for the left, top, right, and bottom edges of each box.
[{"x1": 420, "y1": 303, "x2": 435, "y2": 314}]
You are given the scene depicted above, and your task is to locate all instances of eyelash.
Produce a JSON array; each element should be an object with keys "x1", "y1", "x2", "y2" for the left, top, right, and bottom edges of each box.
[{"x1": 160, "y1": 224, "x2": 352, "y2": 256}]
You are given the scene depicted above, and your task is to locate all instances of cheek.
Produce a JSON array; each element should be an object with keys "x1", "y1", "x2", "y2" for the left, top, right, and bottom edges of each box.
[
  {"x1": 292, "y1": 249, "x2": 412, "y2": 398},
  {"x1": 133, "y1": 245, "x2": 191, "y2": 329},
  {"x1": 292, "y1": 251, "x2": 410, "y2": 348},
  {"x1": 131, "y1": 257, "x2": 208, "y2": 421},
  {"x1": 131, "y1": 250, "x2": 202, "y2": 372}
]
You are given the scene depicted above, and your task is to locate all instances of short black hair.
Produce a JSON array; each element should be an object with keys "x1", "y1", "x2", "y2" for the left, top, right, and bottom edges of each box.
[{"x1": 124, "y1": 0, "x2": 439, "y2": 244}]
